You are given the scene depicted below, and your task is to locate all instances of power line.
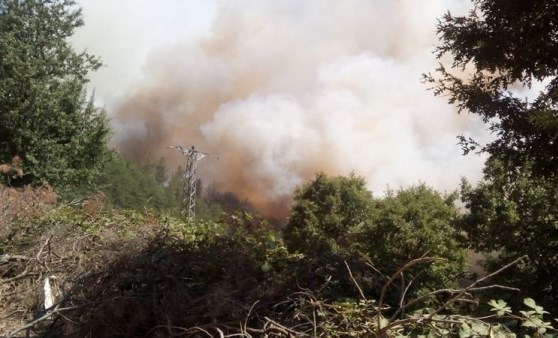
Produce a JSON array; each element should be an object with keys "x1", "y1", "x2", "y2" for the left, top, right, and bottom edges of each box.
[{"x1": 168, "y1": 145, "x2": 212, "y2": 223}]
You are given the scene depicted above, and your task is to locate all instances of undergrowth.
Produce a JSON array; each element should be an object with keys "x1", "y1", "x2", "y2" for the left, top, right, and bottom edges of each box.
[{"x1": 1, "y1": 188, "x2": 557, "y2": 337}]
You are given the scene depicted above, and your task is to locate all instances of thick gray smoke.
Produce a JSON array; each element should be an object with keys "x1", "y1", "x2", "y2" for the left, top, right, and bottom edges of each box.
[{"x1": 86, "y1": 0, "x2": 486, "y2": 217}]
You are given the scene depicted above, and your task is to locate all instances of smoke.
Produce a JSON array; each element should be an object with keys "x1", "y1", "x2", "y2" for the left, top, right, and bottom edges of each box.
[{"x1": 110, "y1": 0, "x2": 485, "y2": 217}]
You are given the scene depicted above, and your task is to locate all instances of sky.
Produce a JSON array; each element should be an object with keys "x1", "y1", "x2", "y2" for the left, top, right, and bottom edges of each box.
[{"x1": 71, "y1": 0, "x2": 488, "y2": 217}]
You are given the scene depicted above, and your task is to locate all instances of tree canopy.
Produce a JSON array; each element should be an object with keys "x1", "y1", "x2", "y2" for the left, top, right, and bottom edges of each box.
[
  {"x1": 285, "y1": 174, "x2": 466, "y2": 294},
  {"x1": 425, "y1": 0, "x2": 558, "y2": 314},
  {"x1": 284, "y1": 173, "x2": 374, "y2": 257},
  {"x1": 0, "y1": 0, "x2": 110, "y2": 187},
  {"x1": 362, "y1": 184, "x2": 466, "y2": 290},
  {"x1": 424, "y1": 0, "x2": 558, "y2": 175},
  {"x1": 460, "y1": 159, "x2": 558, "y2": 313}
]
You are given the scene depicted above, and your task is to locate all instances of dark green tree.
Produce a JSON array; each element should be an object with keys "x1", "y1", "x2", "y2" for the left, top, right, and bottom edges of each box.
[
  {"x1": 362, "y1": 184, "x2": 466, "y2": 291},
  {"x1": 460, "y1": 159, "x2": 558, "y2": 312},
  {"x1": 0, "y1": 0, "x2": 110, "y2": 187},
  {"x1": 284, "y1": 173, "x2": 374, "y2": 256},
  {"x1": 92, "y1": 152, "x2": 179, "y2": 213},
  {"x1": 153, "y1": 157, "x2": 168, "y2": 185},
  {"x1": 427, "y1": 0, "x2": 558, "y2": 313},
  {"x1": 285, "y1": 174, "x2": 466, "y2": 295},
  {"x1": 424, "y1": 0, "x2": 558, "y2": 175}
]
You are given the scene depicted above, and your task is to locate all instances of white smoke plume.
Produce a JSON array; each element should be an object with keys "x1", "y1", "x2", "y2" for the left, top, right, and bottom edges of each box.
[{"x1": 91, "y1": 0, "x2": 486, "y2": 217}]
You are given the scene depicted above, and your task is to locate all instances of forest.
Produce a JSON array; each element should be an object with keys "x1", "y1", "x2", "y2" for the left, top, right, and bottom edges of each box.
[{"x1": 1, "y1": 0, "x2": 557, "y2": 337}]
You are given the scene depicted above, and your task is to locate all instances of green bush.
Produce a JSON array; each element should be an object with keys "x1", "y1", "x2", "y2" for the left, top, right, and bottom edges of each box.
[
  {"x1": 285, "y1": 174, "x2": 466, "y2": 297},
  {"x1": 284, "y1": 173, "x2": 374, "y2": 256}
]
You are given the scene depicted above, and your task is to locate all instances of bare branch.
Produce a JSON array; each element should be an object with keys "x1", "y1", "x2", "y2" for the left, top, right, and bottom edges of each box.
[
  {"x1": 243, "y1": 300, "x2": 259, "y2": 334},
  {"x1": 426, "y1": 255, "x2": 527, "y2": 320},
  {"x1": 376, "y1": 255, "x2": 445, "y2": 332},
  {"x1": 376, "y1": 256, "x2": 526, "y2": 336},
  {"x1": 344, "y1": 260, "x2": 366, "y2": 301}
]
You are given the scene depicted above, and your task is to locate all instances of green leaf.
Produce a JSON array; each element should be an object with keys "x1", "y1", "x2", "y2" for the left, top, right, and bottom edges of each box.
[
  {"x1": 458, "y1": 322, "x2": 472, "y2": 338},
  {"x1": 489, "y1": 299, "x2": 512, "y2": 316},
  {"x1": 260, "y1": 261, "x2": 272, "y2": 273},
  {"x1": 471, "y1": 322, "x2": 489, "y2": 335},
  {"x1": 522, "y1": 317, "x2": 550, "y2": 332},
  {"x1": 523, "y1": 298, "x2": 549, "y2": 315},
  {"x1": 524, "y1": 298, "x2": 537, "y2": 309},
  {"x1": 519, "y1": 310, "x2": 536, "y2": 319},
  {"x1": 378, "y1": 317, "x2": 389, "y2": 329}
]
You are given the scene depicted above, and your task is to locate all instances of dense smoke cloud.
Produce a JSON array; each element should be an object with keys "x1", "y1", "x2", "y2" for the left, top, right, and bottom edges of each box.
[{"x1": 109, "y1": 0, "x2": 485, "y2": 217}]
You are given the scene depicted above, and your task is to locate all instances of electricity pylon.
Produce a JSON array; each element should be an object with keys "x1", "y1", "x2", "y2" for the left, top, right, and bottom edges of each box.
[{"x1": 168, "y1": 145, "x2": 210, "y2": 223}]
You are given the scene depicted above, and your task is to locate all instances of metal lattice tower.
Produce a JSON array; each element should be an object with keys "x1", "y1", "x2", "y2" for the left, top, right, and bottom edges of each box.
[{"x1": 168, "y1": 145, "x2": 209, "y2": 223}]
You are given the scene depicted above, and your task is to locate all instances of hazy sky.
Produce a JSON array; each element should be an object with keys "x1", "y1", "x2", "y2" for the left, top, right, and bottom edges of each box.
[
  {"x1": 71, "y1": 0, "x2": 487, "y2": 216},
  {"x1": 72, "y1": 0, "x2": 218, "y2": 105}
]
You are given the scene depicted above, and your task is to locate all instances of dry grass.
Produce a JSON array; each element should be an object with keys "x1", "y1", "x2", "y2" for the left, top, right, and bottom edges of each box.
[
  {"x1": 0, "y1": 185, "x2": 57, "y2": 230},
  {"x1": 0, "y1": 185, "x2": 57, "y2": 335}
]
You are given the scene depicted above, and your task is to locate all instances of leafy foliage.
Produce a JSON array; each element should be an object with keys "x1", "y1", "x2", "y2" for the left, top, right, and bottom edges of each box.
[
  {"x1": 460, "y1": 159, "x2": 558, "y2": 313},
  {"x1": 92, "y1": 153, "x2": 178, "y2": 213},
  {"x1": 424, "y1": 0, "x2": 558, "y2": 175},
  {"x1": 362, "y1": 184, "x2": 466, "y2": 292},
  {"x1": 57, "y1": 152, "x2": 224, "y2": 221},
  {"x1": 284, "y1": 173, "x2": 374, "y2": 256},
  {"x1": 3, "y1": 0, "x2": 558, "y2": 336},
  {"x1": 0, "y1": 0, "x2": 110, "y2": 187},
  {"x1": 285, "y1": 174, "x2": 466, "y2": 297}
]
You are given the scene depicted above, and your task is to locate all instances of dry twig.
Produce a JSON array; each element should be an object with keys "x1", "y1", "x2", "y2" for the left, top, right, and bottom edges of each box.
[{"x1": 344, "y1": 260, "x2": 366, "y2": 301}]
